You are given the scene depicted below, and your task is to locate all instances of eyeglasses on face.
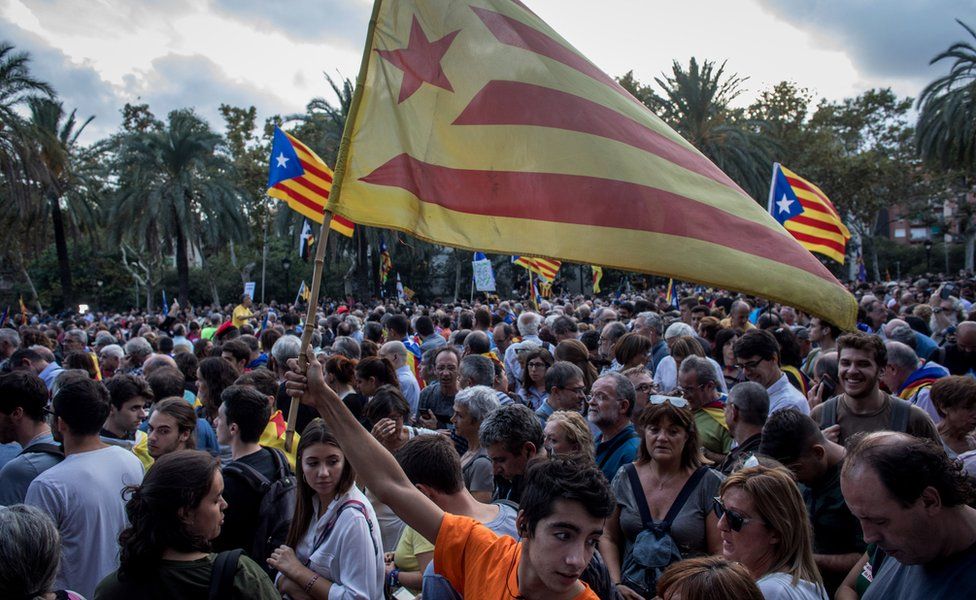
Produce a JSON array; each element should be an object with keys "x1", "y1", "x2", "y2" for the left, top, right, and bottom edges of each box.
[
  {"x1": 734, "y1": 358, "x2": 765, "y2": 370},
  {"x1": 649, "y1": 394, "x2": 688, "y2": 408},
  {"x1": 527, "y1": 361, "x2": 548, "y2": 369},
  {"x1": 712, "y1": 496, "x2": 765, "y2": 532},
  {"x1": 559, "y1": 385, "x2": 586, "y2": 395},
  {"x1": 634, "y1": 383, "x2": 655, "y2": 394}
]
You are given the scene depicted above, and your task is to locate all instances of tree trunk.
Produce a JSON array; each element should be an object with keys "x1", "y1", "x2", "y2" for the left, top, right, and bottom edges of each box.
[
  {"x1": 50, "y1": 194, "x2": 73, "y2": 307},
  {"x1": 453, "y1": 254, "x2": 462, "y2": 301},
  {"x1": 356, "y1": 227, "x2": 369, "y2": 299},
  {"x1": 19, "y1": 265, "x2": 43, "y2": 313},
  {"x1": 174, "y1": 208, "x2": 190, "y2": 305}
]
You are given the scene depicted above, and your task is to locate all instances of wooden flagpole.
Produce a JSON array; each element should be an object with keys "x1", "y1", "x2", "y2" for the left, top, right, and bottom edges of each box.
[{"x1": 284, "y1": 0, "x2": 384, "y2": 452}]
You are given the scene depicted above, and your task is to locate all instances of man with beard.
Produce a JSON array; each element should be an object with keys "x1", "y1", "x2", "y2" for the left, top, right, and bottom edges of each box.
[
  {"x1": 145, "y1": 397, "x2": 196, "y2": 460},
  {"x1": 811, "y1": 332, "x2": 939, "y2": 446}
]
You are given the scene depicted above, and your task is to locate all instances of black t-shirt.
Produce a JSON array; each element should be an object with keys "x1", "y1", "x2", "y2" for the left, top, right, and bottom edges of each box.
[
  {"x1": 213, "y1": 448, "x2": 278, "y2": 555},
  {"x1": 419, "y1": 382, "x2": 456, "y2": 428}
]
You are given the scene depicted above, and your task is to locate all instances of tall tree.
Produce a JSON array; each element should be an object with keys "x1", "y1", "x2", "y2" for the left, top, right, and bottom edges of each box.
[
  {"x1": 110, "y1": 109, "x2": 247, "y2": 305},
  {"x1": 0, "y1": 42, "x2": 53, "y2": 190},
  {"x1": 916, "y1": 19, "x2": 976, "y2": 269},
  {"x1": 23, "y1": 98, "x2": 97, "y2": 307},
  {"x1": 621, "y1": 58, "x2": 778, "y2": 200}
]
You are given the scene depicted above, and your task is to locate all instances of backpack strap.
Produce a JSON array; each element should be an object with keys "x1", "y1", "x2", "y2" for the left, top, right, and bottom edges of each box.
[
  {"x1": 624, "y1": 463, "x2": 654, "y2": 529},
  {"x1": 209, "y1": 549, "x2": 243, "y2": 600},
  {"x1": 662, "y1": 466, "x2": 709, "y2": 527},
  {"x1": 312, "y1": 499, "x2": 378, "y2": 556},
  {"x1": 598, "y1": 430, "x2": 639, "y2": 470},
  {"x1": 890, "y1": 397, "x2": 911, "y2": 433},
  {"x1": 268, "y1": 447, "x2": 291, "y2": 480},
  {"x1": 819, "y1": 397, "x2": 840, "y2": 429},
  {"x1": 223, "y1": 449, "x2": 274, "y2": 492},
  {"x1": 19, "y1": 442, "x2": 64, "y2": 458}
]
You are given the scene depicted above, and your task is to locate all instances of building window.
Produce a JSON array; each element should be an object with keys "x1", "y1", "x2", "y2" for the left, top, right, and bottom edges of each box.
[
  {"x1": 894, "y1": 228, "x2": 906, "y2": 238},
  {"x1": 910, "y1": 227, "x2": 928, "y2": 240}
]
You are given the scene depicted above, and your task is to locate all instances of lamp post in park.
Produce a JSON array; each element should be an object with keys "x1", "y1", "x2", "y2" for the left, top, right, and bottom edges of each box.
[{"x1": 924, "y1": 239, "x2": 933, "y2": 272}]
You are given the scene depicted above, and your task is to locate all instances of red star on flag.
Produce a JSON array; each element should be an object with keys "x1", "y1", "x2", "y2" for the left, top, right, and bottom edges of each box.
[{"x1": 376, "y1": 16, "x2": 460, "y2": 103}]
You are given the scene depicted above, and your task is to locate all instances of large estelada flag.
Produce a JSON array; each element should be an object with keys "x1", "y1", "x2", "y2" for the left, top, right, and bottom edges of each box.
[
  {"x1": 327, "y1": 0, "x2": 857, "y2": 329},
  {"x1": 267, "y1": 127, "x2": 355, "y2": 237},
  {"x1": 768, "y1": 163, "x2": 851, "y2": 264}
]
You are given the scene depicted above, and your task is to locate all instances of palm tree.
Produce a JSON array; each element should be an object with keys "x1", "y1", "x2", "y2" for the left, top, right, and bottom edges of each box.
[
  {"x1": 111, "y1": 109, "x2": 247, "y2": 305},
  {"x1": 916, "y1": 19, "x2": 976, "y2": 172},
  {"x1": 647, "y1": 58, "x2": 778, "y2": 200},
  {"x1": 0, "y1": 42, "x2": 54, "y2": 187},
  {"x1": 23, "y1": 98, "x2": 97, "y2": 307}
]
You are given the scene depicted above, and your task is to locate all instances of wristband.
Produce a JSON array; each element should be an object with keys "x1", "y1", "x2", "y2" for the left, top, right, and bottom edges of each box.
[
  {"x1": 304, "y1": 574, "x2": 319, "y2": 593},
  {"x1": 388, "y1": 567, "x2": 400, "y2": 588}
]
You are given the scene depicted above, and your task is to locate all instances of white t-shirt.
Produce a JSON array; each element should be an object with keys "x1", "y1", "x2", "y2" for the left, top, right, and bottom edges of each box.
[
  {"x1": 757, "y1": 572, "x2": 827, "y2": 600},
  {"x1": 26, "y1": 444, "x2": 144, "y2": 599},
  {"x1": 293, "y1": 486, "x2": 385, "y2": 600}
]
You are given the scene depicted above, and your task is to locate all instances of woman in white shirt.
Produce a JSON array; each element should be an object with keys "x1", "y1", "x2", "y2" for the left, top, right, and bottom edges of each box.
[
  {"x1": 268, "y1": 420, "x2": 384, "y2": 600},
  {"x1": 715, "y1": 464, "x2": 827, "y2": 600}
]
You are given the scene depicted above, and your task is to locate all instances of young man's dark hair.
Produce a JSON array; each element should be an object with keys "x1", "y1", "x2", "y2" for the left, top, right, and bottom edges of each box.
[
  {"x1": 104, "y1": 374, "x2": 154, "y2": 411},
  {"x1": 235, "y1": 367, "x2": 278, "y2": 399},
  {"x1": 691, "y1": 304, "x2": 710, "y2": 317},
  {"x1": 396, "y1": 434, "x2": 464, "y2": 494},
  {"x1": 220, "y1": 385, "x2": 271, "y2": 444},
  {"x1": 733, "y1": 329, "x2": 780, "y2": 361},
  {"x1": 836, "y1": 331, "x2": 887, "y2": 369},
  {"x1": 759, "y1": 408, "x2": 825, "y2": 466},
  {"x1": 145, "y1": 366, "x2": 185, "y2": 402},
  {"x1": 464, "y1": 330, "x2": 491, "y2": 355},
  {"x1": 474, "y1": 307, "x2": 492, "y2": 330},
  {"x1": 0, "y1": 371, "x2": 48, "y2": 420},
  {"x1": 579, "y1": 329, "x2": 601, "y2": 352},
  {"x1": 363, "y1": 321, "x2": 385, "y2": 343},
  {"x1": 238, "y1": 334, "x2": 260, "y2": 353},
  {"x1": 415, "y1": 315, "x2": 436, "y2": 337},
  {"x1": 386, "y1": 314, "x2": 410, "y2": 338},
  {"x1": 156, "y1": 335, "x2": 174, "y2": 355},
  {"x1": 8, "y1": 347, "x2": 44, "y2": 369},
  {"x1": 519, "y1": 456, "x2": 614, "y2": 534},
  {"x1": 54, "y1": 378, "x2": 111, "y2": 436},
  {"x1": 221, "y1": 338, "x2": 251, "y2": 364}
]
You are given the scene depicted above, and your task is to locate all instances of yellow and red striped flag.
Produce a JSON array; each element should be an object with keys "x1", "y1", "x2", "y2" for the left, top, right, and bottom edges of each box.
[
  {"x1": 267, "y1": 127, "x2": 355, "y2": 238},
  {"x1": 768, "y1": 164, "x2": 850, "y2": 264},
  {"x1": 513, "y1": 255, "x2": 560, "y2": 282},
  {"x1": 327, "y1": 0, "x2": 856, "y2": 330}
]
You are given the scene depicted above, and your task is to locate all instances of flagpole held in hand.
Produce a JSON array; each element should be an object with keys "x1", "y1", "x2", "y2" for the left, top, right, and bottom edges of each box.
[{"x1": 285, "y1": 0, "x2": 384, "y2": 453}]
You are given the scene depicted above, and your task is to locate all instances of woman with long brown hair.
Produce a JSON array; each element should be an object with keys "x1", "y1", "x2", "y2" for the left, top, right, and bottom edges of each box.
[
  {"x1": 268, "y1": 420, "x2": 384, "y2": 599},
  {"x1": 94, "y1": 450, "x2": 278, "y2": 599},
  {"x1": 554, "y1": 338, "x2": 599, "y2": 393}
]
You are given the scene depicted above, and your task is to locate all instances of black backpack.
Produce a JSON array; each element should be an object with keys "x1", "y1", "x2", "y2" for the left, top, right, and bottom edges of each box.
[{"x1": 223, "y1": 448, "x2": 296, "y2": 576}]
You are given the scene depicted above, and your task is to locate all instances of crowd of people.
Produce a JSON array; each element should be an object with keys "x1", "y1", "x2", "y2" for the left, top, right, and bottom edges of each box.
[{"x1": 1, "y1": 274, "x2": 975, "y2": 599}]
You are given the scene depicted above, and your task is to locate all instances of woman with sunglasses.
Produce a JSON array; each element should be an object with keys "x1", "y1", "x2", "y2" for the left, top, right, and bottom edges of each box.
[
  {"x1": 601, "y1": 399, "x2": 724, "y2": 600},
  {"x1": 715, "y1": 465, "x2": 827, "y2": 600},
  {"x1": 518, "y1": 347, "x2": 553, "y2": 410}
]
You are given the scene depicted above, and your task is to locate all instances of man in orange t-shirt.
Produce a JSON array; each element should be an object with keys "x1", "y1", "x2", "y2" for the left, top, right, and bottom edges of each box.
[{"x1": 285, "y1": 349, "x2": 614, "y2": 600}]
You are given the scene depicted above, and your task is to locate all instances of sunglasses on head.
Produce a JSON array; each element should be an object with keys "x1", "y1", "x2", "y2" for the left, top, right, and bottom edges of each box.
[
  {"x1": 649, "y1": 395, "x2": 689, "y2": 409},
  {"x1": 712, "y1": 496, "x2": 765, "y2": 532}
]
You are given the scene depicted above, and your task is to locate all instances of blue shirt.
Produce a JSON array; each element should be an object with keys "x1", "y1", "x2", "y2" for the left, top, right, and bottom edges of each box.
[
  {"x1": 38, "y1": 362, "x2": 64, "y2": 391},
  {"x1": 595, "y1": 424, "x2": 641, "y2": 482},
  {"x1": 396, "y1": 364, "x2": 422, "y2": 416},
  {"x1": 0, "y1": 433, "x2": 60, "y2": 505}
]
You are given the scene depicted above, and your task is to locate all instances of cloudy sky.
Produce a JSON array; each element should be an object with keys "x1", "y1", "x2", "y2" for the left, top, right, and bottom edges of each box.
[{"x1": 1, "y1": 0, "x2": 972, "y2": 143}]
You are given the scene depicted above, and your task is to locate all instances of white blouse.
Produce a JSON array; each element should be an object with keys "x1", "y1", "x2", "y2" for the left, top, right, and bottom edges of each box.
[{"x1": 294, "y1": 486, "x2": 385, "y2": 600}]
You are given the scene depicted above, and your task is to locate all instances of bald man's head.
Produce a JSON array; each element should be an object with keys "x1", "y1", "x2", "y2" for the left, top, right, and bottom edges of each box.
[{"x1": 378, "y1": 341, "x2": 408, "y2": 369}]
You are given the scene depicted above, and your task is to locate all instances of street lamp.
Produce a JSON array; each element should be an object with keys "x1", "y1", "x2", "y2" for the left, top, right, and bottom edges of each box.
[
  {"x1": 281, "y1": 257, "x2": 292, "y2": 299},
  {"x1": 97, "y1": 280, "x2": 103, "y2": 310},
  {"x1": 924, "y1": 239, "x2": 933, "y2": 272}
]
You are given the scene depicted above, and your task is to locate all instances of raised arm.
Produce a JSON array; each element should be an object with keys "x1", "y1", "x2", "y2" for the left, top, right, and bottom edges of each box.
[{"x1": 285, "y1": 350, "x2": 445, "y2": 543}]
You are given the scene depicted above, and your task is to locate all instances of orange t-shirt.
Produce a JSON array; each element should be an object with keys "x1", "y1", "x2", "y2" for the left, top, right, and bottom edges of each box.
[{"x1": 433, "y1": 513, "x2": 597, "y2": 600}]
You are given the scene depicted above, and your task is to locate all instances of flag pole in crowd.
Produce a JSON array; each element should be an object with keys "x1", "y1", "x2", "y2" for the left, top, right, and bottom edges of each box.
[{"x1": 281, "y1": 0, "x2": 383, "y2": 452}]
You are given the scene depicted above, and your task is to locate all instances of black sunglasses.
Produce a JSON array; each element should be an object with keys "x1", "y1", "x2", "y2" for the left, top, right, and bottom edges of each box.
[{"x1": 712, "y1": 496, "x2": 765, "y2": 532}]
